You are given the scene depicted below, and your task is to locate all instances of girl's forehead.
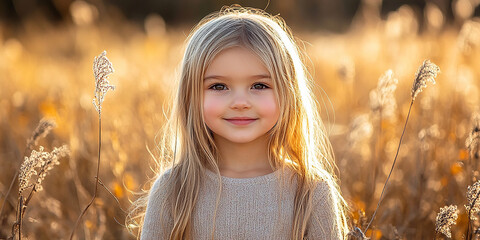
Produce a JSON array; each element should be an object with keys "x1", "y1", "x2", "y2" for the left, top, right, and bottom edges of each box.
[
  {"x1": 204, "y1": 47, "x2": 271, "y2": 79},
  {"x1": 213, "y1": 46, "x2": 260, "y2": 61}
]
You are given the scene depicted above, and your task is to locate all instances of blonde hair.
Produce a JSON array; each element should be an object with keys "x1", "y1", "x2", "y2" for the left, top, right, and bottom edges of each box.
[{"x1": 127, "y1": 5, "x2": 350, "y2": 239}]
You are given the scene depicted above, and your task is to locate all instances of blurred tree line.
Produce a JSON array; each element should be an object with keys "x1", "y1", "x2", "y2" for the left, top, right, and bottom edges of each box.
[{"x1": 1, "y1": 0, "x2": 480, "y2": 32}]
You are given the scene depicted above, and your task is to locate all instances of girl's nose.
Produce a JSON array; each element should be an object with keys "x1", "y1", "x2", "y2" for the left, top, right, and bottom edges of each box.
[{"x1": 230, "y1": 91, "x2": 251, "y2": 110}]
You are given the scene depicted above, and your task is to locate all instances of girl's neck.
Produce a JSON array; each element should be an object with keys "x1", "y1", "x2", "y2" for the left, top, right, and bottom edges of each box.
[{"x1": 213, "y1": 134, "x2": 274, "y2": 178}]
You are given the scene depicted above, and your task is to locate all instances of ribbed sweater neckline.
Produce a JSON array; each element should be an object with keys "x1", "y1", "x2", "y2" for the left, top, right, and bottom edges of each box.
[{"x1": 204, "y1": 167, "x2": 280, "y2": 185}]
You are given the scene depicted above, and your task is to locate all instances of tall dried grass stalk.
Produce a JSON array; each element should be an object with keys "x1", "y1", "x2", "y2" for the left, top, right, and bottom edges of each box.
[
  {"x1": 70, "y1": 50, "x2": 115, "y2": 240},
  {"x1": 466, "y1": 112, "x2": 480, "y2": 179},
  {"x1": 458, "y1": 19, "x2": 480, "y2": 54},
  {"x1": 11, "y1": 145, "x2": 69, "y2": 239},
  {"x1": 368, "y1": 70, "x2": 398, "y2": 211},
  {"x1": 466, "y1": 180, "x2": 480, "y2": 240},
  {"x1": 369, "y1": 69, "x2": 398, "y2": 118},
  {"x1": 0, "y1": 119, "x2": 56, "y2": 226},
  {"x1": 363, "y1": 60, "x2": 440, "y2": 234}
]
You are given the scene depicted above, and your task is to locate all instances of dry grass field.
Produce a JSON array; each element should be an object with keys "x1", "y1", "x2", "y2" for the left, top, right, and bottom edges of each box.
[{"x1": 1, "y1": 3, "x2": 480, "y2": 239}]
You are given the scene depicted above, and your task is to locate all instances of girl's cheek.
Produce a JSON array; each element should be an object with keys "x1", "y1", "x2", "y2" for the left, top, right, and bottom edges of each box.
[
  {"x1": 257, "y1": 93, "x2": 279, "y2": 116},
  {"x1": 203, "y1": 95, "x2": 222, "y2": 115},
  {"x1": 261, "y1": 103, "x2": 279, "y2": 119}
]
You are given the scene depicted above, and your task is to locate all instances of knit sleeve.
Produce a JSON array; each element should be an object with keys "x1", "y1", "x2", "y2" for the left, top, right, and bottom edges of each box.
[
  {"x1": 141, "y1": 169, "x2": 174, "y2": 240},
  {"x1": 305, "y1": 180, "x2": 341, "y2": 240}
]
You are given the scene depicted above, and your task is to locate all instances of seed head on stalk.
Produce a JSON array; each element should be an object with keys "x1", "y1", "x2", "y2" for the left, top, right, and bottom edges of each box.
[
  {"x1": 466, "y1": 180, "x2": 480, "y2": 220},
  {"x1": 435, "y1": 205, "x2": 458, "y2": 238},
  {"x1": 18, "y1": 145, "x2": 69, "y2": 194},
  {"x1": 411, "y1": 60, "x2": 440, "y2": 101},
  {"x1": 70, "y1": 50, "x2": 116, "y2": 240},
  {"x1": 18, "y1": 149, "x2": 42, "y2": 195},
  {"x1": 466, "y1": 112, "x2": 480, "y2": 160},
  {"x1": 465, "y1": 180, "x2": 480, "y2": 240},
  {"x1": 25, "y1": 118, "x2": 56, "y2": 153},
  {"x1": 0, "y1": 118, "x2": 58, "y2": 237},
  {"x1": 92, "y1": 50, "x2": 115, "y2": 114}
]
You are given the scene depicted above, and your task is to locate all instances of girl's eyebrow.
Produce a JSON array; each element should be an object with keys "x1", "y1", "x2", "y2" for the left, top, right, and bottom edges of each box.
[{"x1": 203, "y1": 74, "x2": 272, "y2": 81}]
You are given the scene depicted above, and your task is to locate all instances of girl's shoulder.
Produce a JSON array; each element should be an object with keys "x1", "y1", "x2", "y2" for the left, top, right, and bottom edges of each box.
[
  {"x1": 150, "y1": 168, "x2": 174, "y2": 194},
  {"x1": 307, "y1": 179, "x2": 341, "y2": 239},
  {"x1": 312, "y1": 179, "x2": 334, "y2": 204}
]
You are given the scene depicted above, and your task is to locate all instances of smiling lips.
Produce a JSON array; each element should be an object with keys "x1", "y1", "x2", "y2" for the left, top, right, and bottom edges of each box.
[{"x1": 225, "y1": 117, "x2": 258, "y2": 125}]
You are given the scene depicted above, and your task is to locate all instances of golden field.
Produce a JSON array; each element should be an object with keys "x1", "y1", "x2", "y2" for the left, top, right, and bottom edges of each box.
[{"x1": 1, "y1": 4, "x2": 480, "y2": 239}]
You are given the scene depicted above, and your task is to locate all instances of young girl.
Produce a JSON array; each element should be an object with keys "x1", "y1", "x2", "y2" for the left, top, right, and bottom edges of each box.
[{"x1": 129, "y1": 5, "x2": 349, "y2": 240}]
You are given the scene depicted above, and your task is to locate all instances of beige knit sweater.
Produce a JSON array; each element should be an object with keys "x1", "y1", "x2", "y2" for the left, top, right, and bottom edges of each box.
[{"x1": 141, "y1": 166, "x2": 340, "y2": 239}]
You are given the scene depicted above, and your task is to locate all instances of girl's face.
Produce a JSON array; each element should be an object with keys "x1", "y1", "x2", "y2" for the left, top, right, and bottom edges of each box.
[{"x1": 203, "y1": 46, "x2": 279, "y2": 144}]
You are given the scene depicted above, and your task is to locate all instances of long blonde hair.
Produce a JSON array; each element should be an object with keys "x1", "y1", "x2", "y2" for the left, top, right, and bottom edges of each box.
[{"x1": 127, "y1": 5, "x2": 350, "y2": 239}]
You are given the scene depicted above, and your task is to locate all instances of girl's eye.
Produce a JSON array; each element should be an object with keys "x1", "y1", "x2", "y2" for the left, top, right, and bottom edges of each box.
[
  {"x1": 208, "y1": 83, "x2": 269, "y2": 91},
  {"x1": 252, "y1": 83, "x2": 269, "y2": 90},
  {"x1": 209, "y1": 84, "x2": 227, "y2": 91}
]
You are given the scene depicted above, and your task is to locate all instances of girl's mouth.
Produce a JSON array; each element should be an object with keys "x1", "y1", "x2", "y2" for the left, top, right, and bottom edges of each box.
[{"x1": 225, "y1": 118, "x2": 257, "y2": 125}]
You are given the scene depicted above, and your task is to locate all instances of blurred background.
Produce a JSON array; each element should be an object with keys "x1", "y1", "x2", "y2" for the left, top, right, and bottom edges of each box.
[{"x1": 1, "y1": 0, "x2": 480, "y2": 239}]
